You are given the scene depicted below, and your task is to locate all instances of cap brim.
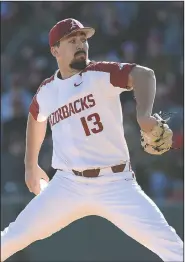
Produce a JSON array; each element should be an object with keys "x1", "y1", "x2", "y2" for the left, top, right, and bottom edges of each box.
[
  {"x1": 75, "y1": 27, "x2": 95, "y2": 38},
  {"x1": 65, "y1": 27, "x2": 95, "y2": 39}
]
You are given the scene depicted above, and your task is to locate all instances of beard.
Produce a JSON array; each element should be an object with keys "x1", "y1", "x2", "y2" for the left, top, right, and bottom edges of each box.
[
  {"x1": 69, "y1": 59, "x2": 88, "y2": 70},
  {"x1": 69, "y1": 50, "x2": 88, "y2": 70}
]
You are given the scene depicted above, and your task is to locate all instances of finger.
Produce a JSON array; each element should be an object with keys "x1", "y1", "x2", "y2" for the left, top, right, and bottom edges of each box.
[
  {"x1": 28, "y1": 187, "x2": 32, "y2": 193},
  {"x1": 28, "y1": 188, "x2": 32, "y2": 193},
  {"x1": 32, "y1": 184, "x2": 41, "y2": 195},
  {"x1": 25, "y1": 182, "x2": 32, "y2": 193},
  {"x1": 41, "y1": 173, "x2": 50, "y2": 182},
  {"x1": 27, "y1": 180, "x2": 40, "y2": 195}
]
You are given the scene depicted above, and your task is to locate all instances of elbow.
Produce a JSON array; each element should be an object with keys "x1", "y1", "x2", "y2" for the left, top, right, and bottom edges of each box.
[
  {"x1": 131, "y1": 65, "x2": 156, "y2": 83},
  {"x1": 146, "y1": 67, "x2": 155, "y2": 79},
  {"x1": 141, "y1": 66, "x2": 156, "y2": 82}
]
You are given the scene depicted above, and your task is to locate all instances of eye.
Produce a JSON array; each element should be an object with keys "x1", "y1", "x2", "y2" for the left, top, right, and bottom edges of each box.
[
  {"x1": 81, "y1": 38, "x2": 87, "y2": 43},
  {"x1": 69, "y1": 39, "x2": 76, "y2": 44}
]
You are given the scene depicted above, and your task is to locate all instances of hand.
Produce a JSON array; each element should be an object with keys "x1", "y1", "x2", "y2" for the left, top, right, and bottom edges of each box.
[
  {"x1": 137, "y1": 116, "x2": 158, "y2": 133},
  {"x1": 25, "y1": 165, "x2": 49, "y2": 195},
  {"x1": 140, "y1": 113, "x2": 173, "y2": 155}
]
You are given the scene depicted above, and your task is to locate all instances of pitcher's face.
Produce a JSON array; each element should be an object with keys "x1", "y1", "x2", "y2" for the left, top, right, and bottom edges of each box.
[{"x1": 51, "y1": 32, "x2": 89, "y2": 70}]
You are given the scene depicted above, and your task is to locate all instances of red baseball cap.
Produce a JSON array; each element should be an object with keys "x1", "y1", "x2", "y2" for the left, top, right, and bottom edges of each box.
[{"x1": 49, "y1": 18, "x2": 95, "y2": 47}]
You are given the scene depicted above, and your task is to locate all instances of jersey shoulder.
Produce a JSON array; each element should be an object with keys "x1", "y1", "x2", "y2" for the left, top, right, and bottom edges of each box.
[
  {"x1": 40, "y1": 74, "x2": 55, "y2": 88},
  {"x1": 35, "y1": 74, "x2": 55, "y2": 96},
  {"x1": 30, "y1": 74, "x2": 55, "y2": 121},
  {"x1": 83, "y1": 61, "x2": 135, "y2": 74},
  {"x1": 83, "y1": 61, "x2": 136, "y2": 89}
]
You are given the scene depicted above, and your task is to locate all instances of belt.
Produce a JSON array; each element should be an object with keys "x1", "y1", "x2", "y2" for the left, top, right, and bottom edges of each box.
[{"x1": 58, "y1": 163, "x2": 126, "y2": 178}]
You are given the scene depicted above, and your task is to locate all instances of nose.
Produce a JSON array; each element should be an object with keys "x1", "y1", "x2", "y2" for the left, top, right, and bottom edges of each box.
[{"x1": 76, "y1": 39, "x2": 84, "y2": 50}]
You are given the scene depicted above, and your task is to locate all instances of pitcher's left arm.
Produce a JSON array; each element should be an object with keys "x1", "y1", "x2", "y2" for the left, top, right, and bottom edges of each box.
[
  {"x1": 128, "y1": 65, "x2": 173, "y2": 155},
  {"x1": 128, "y1": 65, "x2": 157, "y2": 132}
]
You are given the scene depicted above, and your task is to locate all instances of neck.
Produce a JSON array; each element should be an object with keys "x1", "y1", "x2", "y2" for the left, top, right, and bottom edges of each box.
[
  {"x1": 57, "y1": 59, "x2": 91, "y2": 80},
  {"x1": 57, "y1": 63, "x2": 79, "y2": 80}
]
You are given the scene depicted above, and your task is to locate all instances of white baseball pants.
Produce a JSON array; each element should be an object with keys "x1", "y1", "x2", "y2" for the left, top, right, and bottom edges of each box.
[{"x1": 1, "y1": 166, "x2": 183, "y2": 261}]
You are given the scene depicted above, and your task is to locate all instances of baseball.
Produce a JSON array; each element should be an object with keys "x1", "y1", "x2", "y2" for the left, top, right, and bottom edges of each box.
[{"x1": 40, "y1": 179, "x2": 48, "y2": 191}]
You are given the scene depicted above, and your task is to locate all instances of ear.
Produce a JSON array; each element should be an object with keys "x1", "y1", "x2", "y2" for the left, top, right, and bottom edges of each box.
[{"x1": 51, "y1": 47, "x2": 58, "y2": 58}]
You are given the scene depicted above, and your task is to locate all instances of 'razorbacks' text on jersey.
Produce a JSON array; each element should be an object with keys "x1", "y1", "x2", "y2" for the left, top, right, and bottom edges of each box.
[{"x1": 29, "y1": 62, "x2": 136, "y2": 170}]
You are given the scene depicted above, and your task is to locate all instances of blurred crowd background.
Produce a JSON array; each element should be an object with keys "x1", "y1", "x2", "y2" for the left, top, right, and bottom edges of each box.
[{"x1": 1, "y1": 1, "x2": 184, "y2": 203}]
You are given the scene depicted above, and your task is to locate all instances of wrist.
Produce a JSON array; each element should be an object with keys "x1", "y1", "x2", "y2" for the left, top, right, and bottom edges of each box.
[
  {"x1": 137, "y1": 116, "x2": 158, "y2": 132},
  {"x1": 24, "y1": 161, "x2": 38, "y2": 170}
]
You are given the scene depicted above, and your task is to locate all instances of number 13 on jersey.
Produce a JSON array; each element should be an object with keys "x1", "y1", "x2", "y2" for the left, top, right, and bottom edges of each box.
[{"x1": 80, "y1": 113, "x2": 104, "y2": 136}]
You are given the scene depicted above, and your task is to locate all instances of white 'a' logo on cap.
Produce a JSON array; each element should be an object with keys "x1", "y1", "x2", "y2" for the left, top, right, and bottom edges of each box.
[{"x1": 70, "y1": 20, "x2": 77, "y2": 30}]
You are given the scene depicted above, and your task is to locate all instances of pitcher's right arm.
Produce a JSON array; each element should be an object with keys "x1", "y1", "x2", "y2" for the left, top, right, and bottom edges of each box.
[
  {"x1": 24, "y1": 114, "x2": 49, "y2": 195},
  {"x1": 24, "y1": 77, "x2": 54, "y2": 194},
  {"x1": 24, "y1": 113, "x2": 47, "y2": 169}
]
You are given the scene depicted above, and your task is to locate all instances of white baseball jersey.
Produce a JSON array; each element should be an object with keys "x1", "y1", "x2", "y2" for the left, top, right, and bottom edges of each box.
[{"x1": 29, "y1": 61, "x2": 135, "y2": 170}]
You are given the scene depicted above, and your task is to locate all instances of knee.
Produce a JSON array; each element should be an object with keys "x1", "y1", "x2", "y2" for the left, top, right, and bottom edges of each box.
[
  {"x1": 1, "y1": 222, "x2": 37, "y2": 262},
  {"x1": 1, "y1": 222, "x2": 37, "y2": 246}
]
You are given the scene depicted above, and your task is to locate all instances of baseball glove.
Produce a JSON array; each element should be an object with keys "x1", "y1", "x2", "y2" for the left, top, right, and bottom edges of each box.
[{"x1": 140, "y1": 113, "x2": 173, "y2": 155}]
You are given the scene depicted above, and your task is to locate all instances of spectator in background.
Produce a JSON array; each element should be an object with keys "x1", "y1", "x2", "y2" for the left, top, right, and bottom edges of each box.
[
  {"x1": 1, "y1": 125, "x2": 27, "y2": 194},
  {"x1": 149, "y1": 169, "x2": 170, "y2": 202},
  {"x1": 1, "y1": 73, "x2": 32, "y2": 123}
]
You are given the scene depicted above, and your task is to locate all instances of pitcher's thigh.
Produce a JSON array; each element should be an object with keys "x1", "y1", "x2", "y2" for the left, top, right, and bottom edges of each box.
[
  {"x1": 105, "y1": 182, "x2": 183, "y2": 261},
  {"x1": 2, "y1": 178, "x2": 81, "y2": 241}
]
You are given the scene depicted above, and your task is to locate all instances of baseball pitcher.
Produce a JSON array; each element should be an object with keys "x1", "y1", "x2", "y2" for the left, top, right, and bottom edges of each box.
[{"x1": 1, "y1": 18, "x2": 183, "y2": 261}]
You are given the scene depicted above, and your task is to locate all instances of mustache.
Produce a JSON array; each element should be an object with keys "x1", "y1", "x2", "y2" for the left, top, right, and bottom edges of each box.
[{"x1": 74, "y1": 50, "x2": 86, "y2": 57}]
